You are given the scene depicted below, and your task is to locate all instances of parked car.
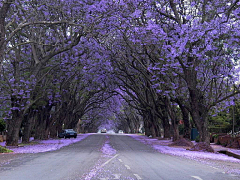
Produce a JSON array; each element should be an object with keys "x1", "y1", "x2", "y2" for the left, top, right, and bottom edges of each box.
[
  {"x1": 118, "y1": 130, "x2": 124, "y2": 134},
  {"x1": 58, "y1": 129, "x2": 77, "y2": 139},
  {"x1": 101, "y1": 129, "x2": 107, "y2": 133}
]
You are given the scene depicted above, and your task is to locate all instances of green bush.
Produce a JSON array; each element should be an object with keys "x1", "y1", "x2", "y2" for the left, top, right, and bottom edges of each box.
[
  {"x1": 0, "y1": 118, "x2": 6, "y2": 132},
  {"x1": 0, "y1": 146, "x2": 13, "y2": 153},
  {"x1": 212, "y1": 134, "x2": 219, "y2": 139},
  {"x1": 195, "y1": 135, "x2": 200, "y2": 142}
]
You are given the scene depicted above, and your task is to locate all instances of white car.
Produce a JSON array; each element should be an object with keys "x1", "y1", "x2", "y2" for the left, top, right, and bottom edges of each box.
[
  {"x1": 118, "y1": 130, "x2": 124, "y2": 134},
  {"x1": 101, "y1": 129, "x2": 107, "y2": 133}
]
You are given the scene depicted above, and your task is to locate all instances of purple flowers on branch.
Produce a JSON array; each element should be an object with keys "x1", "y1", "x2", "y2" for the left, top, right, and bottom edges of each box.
[{"x1": 0, "y1": 0, "x2": 239, "y2": 146}]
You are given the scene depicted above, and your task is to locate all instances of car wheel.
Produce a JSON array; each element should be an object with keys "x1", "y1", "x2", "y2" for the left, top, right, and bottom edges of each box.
[
  {"x1": 74, "y1": 136, "x2": 77, "y2": 138},
  {"x1": 64, "y1": 136, "x2": 67, "y2": 139}
]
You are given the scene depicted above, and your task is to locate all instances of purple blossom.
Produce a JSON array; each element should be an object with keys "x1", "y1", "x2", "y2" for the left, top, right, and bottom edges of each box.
[{"x1": 11, "y1": 107, "x2": 20, "y2": 111}]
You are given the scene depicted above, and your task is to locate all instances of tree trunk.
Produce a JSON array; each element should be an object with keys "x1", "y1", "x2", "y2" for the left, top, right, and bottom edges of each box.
[
  {"x1": 144, "y1": 121, "x2": 151, "y2": 136},
  {"x1": 6, "y1": 111, "x2": 23, "y2": 146},
  {"x1": 172, "y1": 121, "x2": 180, "y2": 141},
  {"x1": 183, "y1": 58, "x2": 211, "y2": 144},
  {"x1": 6, "y1": 94, "x2": 25, "y2": 146},
  {"x1": 196, "y1": 115, "x2": 210, "y2": 144},
  {"x1": 191, "y1": 107, "x2": 210, "y2": 144},
  {"x1": 34, "y1": 104, "x2": 53, "y2": 140},
  {"x1": 0, "y1": 1, "x2": 13, "y2": 74},
  {"x1": 22, "y1": 116, "x2": 35, "y2": 143},
  {"x1": 34, "y1": 110, "x2": 45, "y2": 140},
  {"x1": 48, "y1": 116, "x2": 58, "y2": 138},
  {"x1": 162, "y1": 116, "x2": 171, "y2": 138},
  {"x1": 178, "y1": 103, "x2": 191, "y2": 139},
  {"x1": 150, "y1": 124, "x2": 156, "y2": 138},
  {"x1": 49, "y1": 125, "x2": 58, "y2": 138}
]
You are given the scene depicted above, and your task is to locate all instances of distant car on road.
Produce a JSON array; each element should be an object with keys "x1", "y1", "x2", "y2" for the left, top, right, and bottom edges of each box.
[
  {"x1": 58, "y1": 129, "x2": 77, "y2": 139},
  {"x1": 101, "y1": 129, "x2": 107, "y2": 133},
  {"x1": 118, "y1": 130, "x2": 124, "y2": 134}
]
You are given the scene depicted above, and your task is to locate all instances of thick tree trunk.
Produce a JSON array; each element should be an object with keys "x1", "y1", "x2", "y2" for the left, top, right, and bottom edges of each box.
[
  {"x1": 48, "y1": 116, "x2": 58, "y2": 138},
  {"x1": 158, "y1": 100, "x2": 171, "y2": 139},
  {"x1": 144, "y1": 121, "x2": 151, "y2": 136},
  {"x1": 193, "y1": 112, "x2": 210, "y2": 144},
  {"x1": 153, "y1": 117, "x2": 161, "y2": 137},
  {"x1": 178, "y1": 103, "x2": 191, "y2": 139},
  {"x1": 155, "y1": 122, "x2": 162, "y2": 137},
  {"x1": 172, "y1": 118, "x2": 180, "y2": 141},
  {"x1": 164, "y1": 97, "x2": 180, "y2": 140},
  {"x1": 162, "y1": 116, "x2": 171, "y2": 138},
  {"x1": 172, "y1": 126, "x2": 179, "y2": 141},
  {"x1": 167, "y1": 106, "x2": 180, "y2": 141},
  {"x1": 143, "y1": 111, "x2": 160, "y2": 138},
  {"x1": 190, "y1": 103, "x2": 210, "y2": 144},
  {"x1": 6, "y1": 111, "x2": 23, "y2": 146},
  {"x1": 49, "y1": 125, "x2": 58, "y2": 138},
  {"x1": 185, "y1": 67, "x2": 210, "y2": 144},
  {"x1": 34, "y1": 104, "x2": 53, "y2": 140},
  {"x1": 150, "y1": 115, "x2": 159, "y2": 138},
  {"x1": 22, "y1": 116, "x2": 34, "y2": 143},
  {"x1": 182, "y1": 114, "x2": 191, "y2": 139},
  {"x1": 34, "y1": 110, "x2": 45, "y2": 140},
  {"x1": 6, "y1": 94, "x2": 25, "y2": 146},
  {"x1": 150, "y1": 124, "x2": 156, "y2": 138}
]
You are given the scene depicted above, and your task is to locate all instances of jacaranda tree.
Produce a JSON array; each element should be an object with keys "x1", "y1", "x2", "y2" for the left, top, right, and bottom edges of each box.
[{"x1": 1, "y1": 0, "x2": 240, "y2": 146}]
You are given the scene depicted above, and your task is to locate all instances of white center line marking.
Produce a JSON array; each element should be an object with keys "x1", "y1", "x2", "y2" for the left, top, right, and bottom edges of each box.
[
  {"x1": 85, "y1": 154, "x2": 119, "y2": 180},
  {"x1": 134, "y1": 174, "x2": 142, "y2": 180},
  {"x1": 118, "y1": 159, "x2": 123, "y2": 162},
  {"x1": 125, "y1": 165, "x2": 131, "y2": 169},
  {"x1": 191, "y1": 176, "x2": 203, "y2": 180},
  {"x1": 100, "y1": 154, "x2": 119, "y2": 168}
]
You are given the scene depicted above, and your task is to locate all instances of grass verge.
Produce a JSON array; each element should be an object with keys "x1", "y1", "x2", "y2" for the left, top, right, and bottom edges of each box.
[{"x1": 0, "y1": 145, "x2": 13, "y2": 153}]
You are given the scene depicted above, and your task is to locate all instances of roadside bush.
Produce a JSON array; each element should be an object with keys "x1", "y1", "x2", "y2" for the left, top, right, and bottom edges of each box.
[
  {"x1": 0, "y1": 118, "x2": 6, "y2": 132},
  {"x1": 195, "y1": 135, "x2": 200, "y2": 142},
  {"x1": 0, "y1": 146, "x2": 13, "y2": 153}
]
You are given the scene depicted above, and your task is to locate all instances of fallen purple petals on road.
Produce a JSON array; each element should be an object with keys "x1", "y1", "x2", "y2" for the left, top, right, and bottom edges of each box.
[
  {"x1": 101, "y1": 135, "x2": 116, "y2": 156},
  {"x1": 101, "y1": 141, "x2": 116, "y2": 156},
  {"x1": 0, "y1": 134, "x2": 90, "y2": 153}
]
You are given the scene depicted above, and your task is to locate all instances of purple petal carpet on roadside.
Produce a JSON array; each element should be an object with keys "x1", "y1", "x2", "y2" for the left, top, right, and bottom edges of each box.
[
  {"x1": 0, "y1": 134, "x2": 90, "y2": 153},
  {"x1": 128, "y1": 134, "x2": 240, "y2": 163}
]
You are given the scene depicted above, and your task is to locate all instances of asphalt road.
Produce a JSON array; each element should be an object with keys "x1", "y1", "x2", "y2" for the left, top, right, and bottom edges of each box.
[{"x1": 0, "y1": 134, "x2": 239, "y2": 180}]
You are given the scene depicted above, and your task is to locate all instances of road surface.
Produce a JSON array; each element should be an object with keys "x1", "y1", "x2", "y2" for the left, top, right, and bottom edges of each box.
[{"x1": 0, "y1": 134, "x2": 239, "y2": 180}]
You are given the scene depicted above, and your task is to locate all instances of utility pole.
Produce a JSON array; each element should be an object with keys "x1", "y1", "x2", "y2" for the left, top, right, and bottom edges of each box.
[
  {"x1": 233, "y1": 85, "x2": 236, "y2": 135},
  {"x1": 233, "y1": 101, "x2": 235, "y2": 134}
]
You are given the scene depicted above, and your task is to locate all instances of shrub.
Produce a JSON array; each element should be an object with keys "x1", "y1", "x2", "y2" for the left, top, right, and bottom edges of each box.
[
  {"x1": 212, "y1": 134, "x2": 219, "y2": 139},
  {"x1": 0, "y1": 146, "x2": 13, "y2": 153},
  {"x1": 195, "y1": 135, "x2": 200, "y2": 142},
  {"x1": 0, "y1": 118, "x2": 6, "y2": 132}
]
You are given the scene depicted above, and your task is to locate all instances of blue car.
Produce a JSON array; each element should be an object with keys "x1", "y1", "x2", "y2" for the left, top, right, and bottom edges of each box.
[{"x1": 58, "y1": 129, "x2": 77, "y2": 139}]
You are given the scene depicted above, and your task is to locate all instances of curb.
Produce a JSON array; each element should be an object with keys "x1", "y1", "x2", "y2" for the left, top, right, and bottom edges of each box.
[{"x1": 218, "y1": 150, "x2": 240, "y2": 160}]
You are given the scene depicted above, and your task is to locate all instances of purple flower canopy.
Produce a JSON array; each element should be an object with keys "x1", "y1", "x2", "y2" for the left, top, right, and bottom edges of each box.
[{"x1": 0, "y1": 0, "x2": 240, "y2": 145}]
